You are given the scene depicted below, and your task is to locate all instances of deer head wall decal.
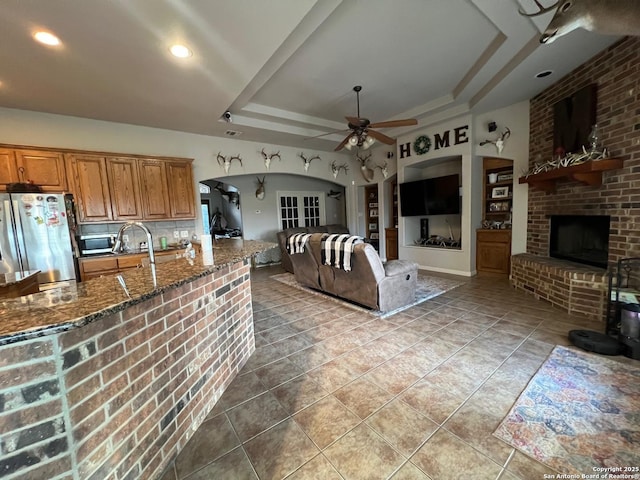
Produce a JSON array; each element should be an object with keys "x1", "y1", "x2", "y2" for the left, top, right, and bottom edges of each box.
[
  {"x1": 330, "y1": 161, "x2": 349, "y2": 179},
  {"x1": 260, "y1": 148, "x2": 281, "y2": 170},
  {"x1": 355, "y1": 152, "x2": 374, "y2": 183},
  {"x1": 255, "y1": 176, "x2": 266, "y2": 200},
  {"x1": 479, "y1": 127, "x2": 511, "y2": 154},
  {"x1": 299, "y1": 152, "x2": 320, "y2": 172},
  {"x1": 216, "y1": 153, "x2": 243, "y2": 174},
  {"x1": 519, "y1": 0, "x2": 640, "y2": 44}
]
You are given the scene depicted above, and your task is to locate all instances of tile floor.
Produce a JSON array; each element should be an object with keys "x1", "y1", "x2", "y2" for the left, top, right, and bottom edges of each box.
[{"x1": 160, "y1": 265, "x2": 605, "y2": 480}]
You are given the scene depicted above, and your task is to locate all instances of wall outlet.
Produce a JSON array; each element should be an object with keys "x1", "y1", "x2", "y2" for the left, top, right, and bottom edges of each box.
[
  {"x1": 180, "y1": 230, "x2": 189, "y2": 238},
  {"x1": 173, "y1": 231, "x2": 180, "y2": 239}
]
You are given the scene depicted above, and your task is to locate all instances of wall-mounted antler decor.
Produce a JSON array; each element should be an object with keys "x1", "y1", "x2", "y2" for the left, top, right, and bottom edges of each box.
[
  {"x1": 328, "y1": 189, "x2": 342, "y2": 200},
  {"x1": 355, "y1": 152, "x2": 374, "y2": 183},
  {"x1": 330, "y1": 161, "x2": 349, "y2": 179},
  {"x1": 299, "y1": 152, "x2": 320, "y2": 172},
  {"x1": 216, "y1": 152, "x2": 243, "y2": 174},
  {"x1": 373, "y1": 161, "x2": 388, "y2": 179},
  {"x1": 260, "y1": 148, "x2": 281, "y2": 170},
  {"x1": 479, "y1": 127, "x2": 511, "y2": 154}
]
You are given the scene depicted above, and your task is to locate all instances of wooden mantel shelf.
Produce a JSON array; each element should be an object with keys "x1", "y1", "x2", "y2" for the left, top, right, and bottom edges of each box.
[{"x1": 518, "y1": 158, "x2": 623, "y2": 193}]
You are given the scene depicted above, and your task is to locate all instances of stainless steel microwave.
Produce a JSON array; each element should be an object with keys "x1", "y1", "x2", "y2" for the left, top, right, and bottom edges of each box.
[{"x1": 78, "y1": 234, "x2": 116, "y2": 255}]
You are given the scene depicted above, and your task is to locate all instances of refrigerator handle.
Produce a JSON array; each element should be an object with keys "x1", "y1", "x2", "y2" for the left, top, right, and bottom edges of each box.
[{"x1": 11, "y1": 199, "x2": 28, "y2": 271}]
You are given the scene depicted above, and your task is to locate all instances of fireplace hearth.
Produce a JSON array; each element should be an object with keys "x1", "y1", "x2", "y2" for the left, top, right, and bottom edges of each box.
[{"x1": 549, "y1": 215, "x2": 610, "y2": 269}]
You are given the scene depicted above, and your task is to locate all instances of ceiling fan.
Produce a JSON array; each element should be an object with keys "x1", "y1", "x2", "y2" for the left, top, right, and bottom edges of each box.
[{"x1": 335, "y1": 85, "x2": 418, "y2": 152}]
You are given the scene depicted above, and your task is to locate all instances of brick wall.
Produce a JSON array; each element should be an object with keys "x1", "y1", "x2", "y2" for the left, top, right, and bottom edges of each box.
[
  {"x1": 0, "y1": 260, "x2": 254, "y2": 480},
  {"x1": 527, "y1": 36, "x2": 640, "y2": 265}
]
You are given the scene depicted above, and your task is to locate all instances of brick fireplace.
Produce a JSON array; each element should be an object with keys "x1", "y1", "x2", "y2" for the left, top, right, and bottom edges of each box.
[{"x1": 511, "y1": 36, "x2": 640, "y2": 320}]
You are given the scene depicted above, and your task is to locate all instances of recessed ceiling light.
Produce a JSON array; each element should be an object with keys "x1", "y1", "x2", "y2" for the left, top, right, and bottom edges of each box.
[
  {"x1": 34, "y1": 31, "x2": 61, "y2": 46},
  {"x1": 535, "y1": 70, "x2": 553, "y2": 79},
  {"x1": 170, "y1": 44, "x2": 192, "y2": 58}
]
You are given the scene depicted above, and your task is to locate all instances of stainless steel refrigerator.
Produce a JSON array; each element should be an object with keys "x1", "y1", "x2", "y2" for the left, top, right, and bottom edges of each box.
[{"x1": 0, "y1": 192, "x2": 77, "y2": 284}]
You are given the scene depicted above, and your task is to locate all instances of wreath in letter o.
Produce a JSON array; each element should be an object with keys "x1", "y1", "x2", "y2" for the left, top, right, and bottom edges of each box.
[{"x1": 414, "y1": 135, "x2": 431, "y2": 155}]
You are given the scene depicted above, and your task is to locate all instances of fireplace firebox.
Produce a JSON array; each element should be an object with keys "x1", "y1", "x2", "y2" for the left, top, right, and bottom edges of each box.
[{"x1": 549, "y1": 215, "x2": 610, "y2": 269}]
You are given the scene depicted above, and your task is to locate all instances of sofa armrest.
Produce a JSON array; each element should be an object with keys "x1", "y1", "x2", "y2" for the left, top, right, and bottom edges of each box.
[{"x1": 384, "y1": 260, "x2": 418, "y2": 277}]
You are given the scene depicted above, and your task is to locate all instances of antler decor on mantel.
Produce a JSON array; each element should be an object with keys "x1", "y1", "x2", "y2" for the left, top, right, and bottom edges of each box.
[
  {"x1": 299, "y1": 152, "x2": 320, "y2": 172},
  {"x1": 260, "y1": 148, "x2": 281, "y2": 170},
  {"x1": 355, "y1": 152, "x2": 374, "y2": 183},
  {"x1": 216, "y1": 152, "x2": 243, "y2": 174}
]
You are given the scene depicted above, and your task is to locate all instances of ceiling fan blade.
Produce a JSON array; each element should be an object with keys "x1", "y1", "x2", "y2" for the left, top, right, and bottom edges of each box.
[
  {"x1": 367, "y1": 129, "x2": 396, "y2": 145},
  {"x1": 304, "y1": 128, "x2": 348, "y2": 140},
  {"x1": 334, "y1": 134, "x2": 352, "y2": 151},
  {"x1": 369, "y1": 118, "x2": 418, "y2": 129}
]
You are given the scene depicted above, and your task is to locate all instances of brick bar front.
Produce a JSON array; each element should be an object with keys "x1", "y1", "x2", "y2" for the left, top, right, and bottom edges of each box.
[{"x1": 0, "y1": 260, "x2": 254, "y2": 480}]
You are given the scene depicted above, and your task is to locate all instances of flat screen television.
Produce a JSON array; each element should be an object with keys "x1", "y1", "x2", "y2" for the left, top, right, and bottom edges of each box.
[{"x1": 399, "y1": 174, "x2": 460, "y2": 216}]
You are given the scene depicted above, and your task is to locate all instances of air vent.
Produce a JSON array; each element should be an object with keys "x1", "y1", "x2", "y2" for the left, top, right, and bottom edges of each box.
[{"x1": 225, "y1": 129, "x2": 243, "y2": 137}]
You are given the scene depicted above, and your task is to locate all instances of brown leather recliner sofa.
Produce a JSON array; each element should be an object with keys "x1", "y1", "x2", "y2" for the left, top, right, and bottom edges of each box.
[
  {"x1": 289, "y1": 233, "x2": 418, "y2": 312},
  {"x1": 276, "y1": 224, "x2": 349, "y2": 273}
]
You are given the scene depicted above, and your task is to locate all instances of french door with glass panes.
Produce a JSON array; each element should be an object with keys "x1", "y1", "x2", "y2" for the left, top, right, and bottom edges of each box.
[{"x1": 277, "y1": 192, "x2": 325, "y2": 229}]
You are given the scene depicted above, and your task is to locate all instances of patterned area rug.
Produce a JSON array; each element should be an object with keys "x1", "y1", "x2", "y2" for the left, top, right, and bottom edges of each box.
[
  {"x1": 494, "y1": 345, "x2": 640, "y2": 475},
  {"x1": 270, "y1": 272, "x2": 463, "y2": 318}
]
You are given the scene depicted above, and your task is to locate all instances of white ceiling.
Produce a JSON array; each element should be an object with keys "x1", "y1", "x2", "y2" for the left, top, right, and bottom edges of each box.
[{"x1": 0, "y1": 0, "x2": 620, "y2": 152}]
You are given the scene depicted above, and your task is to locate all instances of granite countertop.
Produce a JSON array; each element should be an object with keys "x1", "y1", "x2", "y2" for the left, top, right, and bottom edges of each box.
[
  {"x1": 0, "y1": 270, "x2": 40, "y2": 287},
  {"x1": 0, "y1": 239, "x2": 277, "y2": 346}
]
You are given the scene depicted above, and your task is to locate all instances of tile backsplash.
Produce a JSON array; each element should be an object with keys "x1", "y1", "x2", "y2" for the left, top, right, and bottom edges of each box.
[{"x1": 78, "y1": 220, "x2": 196, "y2": 250}]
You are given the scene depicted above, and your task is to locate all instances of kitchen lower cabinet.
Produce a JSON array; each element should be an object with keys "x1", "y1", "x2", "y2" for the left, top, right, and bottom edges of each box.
[{"x1": 476, "y1": 229, "x2": 511, "y2": 275}]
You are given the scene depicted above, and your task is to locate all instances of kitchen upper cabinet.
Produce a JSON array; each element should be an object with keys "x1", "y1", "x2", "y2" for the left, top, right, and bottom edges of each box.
[
  {"x1": 0, "y1": 149, "x2": 18, "y2": 190},
  {"x1": 166, "y1": 160, "x2": 195, "y2": 218},
  {"x1": 106, "y1": 157, "x2": 143, "y2": 220},
  {"x1": 0, "y1": 148, "x2": 67, "y2": 192},
  {"x1": 139, "y1": 159, "x2": 171, "y2": 220},
  {"x1": 66, "y1": 154, "x2": 113, "y2": 222}
]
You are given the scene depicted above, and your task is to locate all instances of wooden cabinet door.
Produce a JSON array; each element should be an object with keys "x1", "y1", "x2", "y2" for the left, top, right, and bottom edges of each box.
[
  {"x1": 106, "y1": 157, "x2": 143, "y2": 220},
  {"x1": 0, "y1": 149, "x2": 19, "y2": 190},
  {"x1": 139, "y1": 159, "x2": 170, "y2": 219},
  {"x1": 66, "y1": 154, "x2": 113, "y2": 223},
  {"x1": 476, "y1": 229, "x2": 511, "y2": 274},
  {"x1": 14, "y1": 149, "x2": 68, "y2": 191},
  {"x1": 385, "y1": 228, "x2": 398, "y2": 260},
  {"x1": 166, "y1": 160, "x2": 195, "y2": 218},
  {"x1": 78, "y1": 257, "x2": 119, "y2": 281}
]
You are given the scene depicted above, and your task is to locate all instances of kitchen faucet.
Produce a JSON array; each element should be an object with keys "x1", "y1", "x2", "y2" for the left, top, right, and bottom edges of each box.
[{"x1": 112, "y1": 221, "x2": 155, "y2": 266}]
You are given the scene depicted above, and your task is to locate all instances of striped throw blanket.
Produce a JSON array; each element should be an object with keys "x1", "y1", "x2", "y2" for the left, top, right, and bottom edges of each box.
[
  {"x1": 321, "y1": 234, "x2": 363, "y2": 271},
  {"x1": 287, "y1": 233, "x2": 312, "y2": 254}
]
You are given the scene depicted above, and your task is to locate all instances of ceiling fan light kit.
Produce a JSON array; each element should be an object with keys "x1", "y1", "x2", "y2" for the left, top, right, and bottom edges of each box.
[{"x1": 335, "y1": 85, "x2": 418, "y2": 152}]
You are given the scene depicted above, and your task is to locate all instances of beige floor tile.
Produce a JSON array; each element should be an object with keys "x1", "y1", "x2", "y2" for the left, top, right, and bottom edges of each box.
[
  {"x1": 293, "y1": 395, "x2": 360, "y2": 449},
  {"x1": 268, "y1": 334, "x2": 314, "y2": 357},
  {"x1": 306, "y1": 359, "x2": 360, "y2": 391},
  {"x1": 388, "y1": 461, "x2": 431, "y2": 479},
  {"x1": 411, "y1": 429, "x2": 503, "y2": 480},
  {"x1": 399, "y1": 379, "x2": 467, "y2": 425},
  {"x1": 244, "y1": 418, "x2": 320, "y2": 480},
  {"x1": 323, "y1": 424, "x2": 405, "y2": 480},
  {"x1": 288, "y1": 345, "x2": 334, "y2": 372},
  {"x1": 174, "y1": 413, "x2": 240, "y2": 478},
  {"x1": 182, "y1": 446, "x2": 257, "y2": 480},
  {"x1": 254, "y1": 357, "x2": 305, "y2": 389},
  {"x1": 504, "y1": 451, "x2": 557, "y2": 479},
  {"x1": 284, "y1": 453, "x2": 342, "y2": 480},
  {"x1": 366, "y1": 399, "x2": 438, "y2": 457},
  {"x1": 363, "y1": 359, "x2": 421, "y2": 395},
  {"x1": 218, "y1": 372, "x2": 268, "y2": 410},
  {"x1": 271, "y1": 374, "x2": 329, "y2": 415},
  {"x1": 226, "y1": 392, "x2": 289, "y2": 442},
  {"x1": 334, "y1": 377, "x2": 394, "y2": 419},
  {"x1": 443, "y1": 397, "x2": 513, "y2": 465}
]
